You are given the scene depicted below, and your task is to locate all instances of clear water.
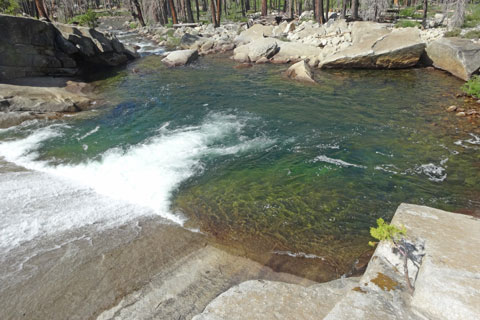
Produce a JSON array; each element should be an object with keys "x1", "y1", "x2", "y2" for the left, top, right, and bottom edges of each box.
[{"x1": 1, "y1": 55, "x2": 479, "y2": 279}]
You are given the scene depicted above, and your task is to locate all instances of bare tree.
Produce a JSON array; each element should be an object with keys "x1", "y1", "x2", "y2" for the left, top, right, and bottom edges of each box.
[
  {"x1": 452, "y1": 0, "x2": 466, "y2": 29},
  {"x1": 422, "y1": 0, "x2": 428, "y2": 28},
  {"x1": 34, "y1": 0, "x2": 51, "y2": 20},
  {"x1": 132, "y1": 0, "x2": 146, "y2": 26},
  {"x1": 168, "y1": 0, "x2": 178, "y2": 24}
]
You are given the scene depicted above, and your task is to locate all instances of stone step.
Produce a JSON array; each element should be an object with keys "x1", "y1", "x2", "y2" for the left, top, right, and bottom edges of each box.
[{"x1": 192, "y1": 277, "x2": 359, "y2": 320}]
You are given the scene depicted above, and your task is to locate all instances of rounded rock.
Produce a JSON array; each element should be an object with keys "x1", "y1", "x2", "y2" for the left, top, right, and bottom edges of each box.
[{"x1": 446, "y1": 105, "x2": 457, "y2": 112}]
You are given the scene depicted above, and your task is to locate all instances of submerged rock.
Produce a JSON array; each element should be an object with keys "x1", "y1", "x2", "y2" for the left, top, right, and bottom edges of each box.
[
  {"x1": 285, "y1": 60, "x2": 315, "y2": 83},
  {"x1": 425, "y1": 37, "x2": 480, "y2": 81},
  {"x1": 162, "y1": 49, "x2": 199, "y2": 67}
]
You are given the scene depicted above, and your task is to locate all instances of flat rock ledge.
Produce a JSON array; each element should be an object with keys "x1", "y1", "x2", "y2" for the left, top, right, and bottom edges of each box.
[
  {"x1": 194, "y1": 204, "x2": 480, "y2": 320},
  {"x1": 0, "y1": 78, "x2": 96, "y2": 128}
]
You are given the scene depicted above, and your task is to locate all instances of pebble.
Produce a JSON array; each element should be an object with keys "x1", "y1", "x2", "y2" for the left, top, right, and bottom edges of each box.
[
  {"x1": 456, "y1": 111, "x2": 466, "y2": 117},
  {"x1": 446, "y1": 105, "x2": 457, "y2": 112}
]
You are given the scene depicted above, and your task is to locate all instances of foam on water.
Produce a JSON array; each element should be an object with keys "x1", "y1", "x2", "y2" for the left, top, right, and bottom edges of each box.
[
  {"x1": 0, "y1": 113, "x2": 273, "y2": 251},
  {"x1": 312, "y1": 155, "x2": 366, "y2": 168}
]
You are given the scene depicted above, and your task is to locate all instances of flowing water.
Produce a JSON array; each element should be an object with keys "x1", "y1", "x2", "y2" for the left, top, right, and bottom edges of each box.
[{"x1": 1, "y1": 55, "x2": 480, "y2": 288}]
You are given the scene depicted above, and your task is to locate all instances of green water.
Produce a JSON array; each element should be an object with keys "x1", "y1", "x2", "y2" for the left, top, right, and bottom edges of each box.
[{"x1": 2, "y1": 55, "x2": 479, "y2": 280}]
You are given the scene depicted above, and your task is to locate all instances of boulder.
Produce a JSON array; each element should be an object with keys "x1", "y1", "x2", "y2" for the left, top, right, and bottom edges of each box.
[
  {"x1": 274, "y1": 41, "x2": 322, "y2": 62},
  {"x1": 162, "y1": 49, "x2": 199, "y2": 67},
  {"x1": 0, "y1": 14, "x2": 136, "y2": 80},
  {"x1": 233, "y1": 38, "x2": 278, "y2": 62},
  {"x1": 285, "y1": 60, "x2": 315, "y2": 83},
  {"x1": 319, "y1": 28, "x2": 426, "y2": 69},
  {"x1": 283, "y1": 22, "x2": 296, "y2": 33},
  {"x1": 350, "y1": 21, "x2": 389, "y2": 45},
  {"x1": 193, "y1": 278, "x2": 359, "y2": 320},
  {"x1": 425, "y1": 37, "x2": 480, "y2": 80},
  {"x1": 234, "y1": 24, "x2": 274, "y2": 44},
  {"x1": 180, "y1": 33, "x2": 202, "y2": 48},
  {"x1": 201, "y1": 40, "x2": 215, "y2": 52}
]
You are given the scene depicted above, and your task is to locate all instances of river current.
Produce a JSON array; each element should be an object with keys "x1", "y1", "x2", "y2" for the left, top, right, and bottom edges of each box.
[{"x1": 1, "y1": 54, "x2": 479, "y2": 285}]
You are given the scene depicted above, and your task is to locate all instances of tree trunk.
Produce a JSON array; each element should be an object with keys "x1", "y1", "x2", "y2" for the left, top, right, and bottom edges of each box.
[
  {"x1": 169, "y1": 0, "x2": 178, "y2": 24},
  {"x1": 315, "y1": 0, "x2": 324, "y2": 24},
  {"x1": 325, "y1": 0, "x2": 329, "y2": 21},
  {"x1": 195, "y1": 0, "x2": 200, "y2": 21},
  {"x1": 210, "y1": 0, "x2": 217, "y2": 26},
  {"x1": 422, "y1": 0, "x2": 428, "y2": 28},
  {"x1": 261, "y1": 0, "x2": 267, "y2": 16},
  {"x1": 340, "y1": 0, "x2": 346, "y2": 18},
  {"x1": 352, "y1": 0, "x2": 358, "y2": 20},
  {"x1": 132, "y1": 0, "x2": 146, "y2": 26},
  {"x1": 287, "y1": 0, "x2": 293, "y2": 19},
  {"x1": 245, "y1": 0, "x2": 250, "y2": 11},
  {"x1": 185, "y1": 0, "x2": 194, "y2": 22},
  {"x1": 215, "y1": 0, "x2": 221, "y2": 26},
  {"x1": 34, "y1": 0, "x2": 50, "y2": 20}
]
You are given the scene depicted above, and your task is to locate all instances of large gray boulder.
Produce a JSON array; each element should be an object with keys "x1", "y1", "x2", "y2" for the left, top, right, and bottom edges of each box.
[
  {"x1": 234, "y1": 24, "x2": 274, "y2": 44},
  {"x1": 425, "y1": 37, "x2": 480, "y2": 80},
  {"x1": 319, "y1": 28, "x2": 425, "y2": 69},
  {"x1": 350, "y1": 21, "x2": 390, "y2": 45},
  {"x1": 285, "y1": 60, "x2": 315, "y2": 83},
  {"x1": 162, "y1": 49, "x2": 199, "y2": 67},
  {"x1": 325, "y1": 204, "x2": 480, "y2": 320},
  {"x1": 233, "y1": 38, "x2": 279, "y2": 62},
  {"x1": 273, "y1": 41, "x2": 322, "y2": 62},
  {"x1": 0, "y1": 14, "x2": 137, "y2": 80}
]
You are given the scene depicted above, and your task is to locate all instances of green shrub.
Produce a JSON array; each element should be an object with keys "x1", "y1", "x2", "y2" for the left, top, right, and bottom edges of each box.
[
  {"x1": 464, "y1": 30, "x2": 480, "y2": 39},
  {"x1": 69, "y1": 9, "x2": 98, "y2": 28},
  {"x1": 0, "y1": 0, "x2": 19, "y2": 15},
  {"x1": 463, "y1": 4, "x2": 480, "y2": 28},
  {"x1": 400, "y1": 6, "x2": 422, "y2": 18},
  {"x1": 399, "y1": 7, "x2": 415, "y2": 17},
  {"x1": 394, "y1": 20, "x2": 421, "y2": 28},
  {"x1": 462, "y1": 75, "x2": 480, "y2": 98},
  {"x1": 129, "y1": 22, "x2": 138, "y2": 29},
  {"x1": 444, "y1": 29, "x2": 461, "y2": 37}
]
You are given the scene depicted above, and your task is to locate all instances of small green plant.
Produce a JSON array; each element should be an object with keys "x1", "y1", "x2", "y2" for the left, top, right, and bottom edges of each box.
[
  {"x1": 368, "y1": 218, "x2": 406, "y2": 247},
  {"x1": 462, "y1": 75, "x2": 480, "y2": 98},
  {"x1": 69, "y1": 9, "x2": 98, "y2": 28},
  {"x1": 444, "y1": 28, "x2": 461, "y2": 37},
  {"x1": 394, "y1": 20, "x2": 421, "y2": 28},
  {"x1": 0, "y1": 0, "x2": 20, "y2": 15},
  {"x1": 129, "y1": 22, "x2": 138, "y2": 29},
  {"x1": 369, "y1": 218, "x2": 414, "y2": 293}
]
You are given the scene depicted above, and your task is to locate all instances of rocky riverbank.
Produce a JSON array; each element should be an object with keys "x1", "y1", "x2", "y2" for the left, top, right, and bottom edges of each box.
[
  {"x1": 0, "y1": 77, "x2": 98, "y2": 128},
  {"x1": 193, "y1": 204, "x2": 480, "y2": 320}
]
